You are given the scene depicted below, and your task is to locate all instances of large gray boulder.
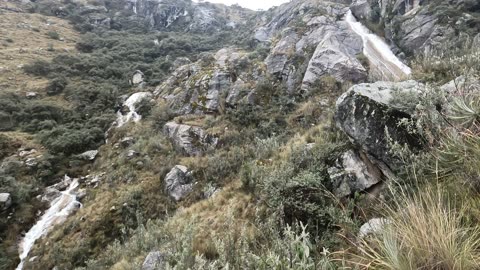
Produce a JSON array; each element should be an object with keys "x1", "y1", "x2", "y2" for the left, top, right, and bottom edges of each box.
[
  {"x1": 164, "y1": 165, "x2": 194, "y2": 201},
  {"x1": 142, "y1": 251, "x2": 165, "y2": 270},
  {"x1": 0, "y1": 193, "x2": 12, "y2": 210},
  {"x1": 335, "y1": 81, "x2": 424, "y2": 168},
  {"x1": 163, "y1": 122, "x2": 218, "y2": 156},
  {"x1": 328, "y1": 150, "x2": 383, "y2": 197},
  {"x1": 302, "y1": 30, "x2": 367, "y2": 90}
]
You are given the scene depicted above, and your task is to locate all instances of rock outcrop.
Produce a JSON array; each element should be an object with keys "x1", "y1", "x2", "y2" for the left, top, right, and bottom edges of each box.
[
  {"x1": 155, "y1": 48, "x2": 257, "y2": 114},
  {"x1": 164, "y1": 165, "x2": 194, "y2": 201},
  {"x1": 163, "y1": 122, "x2": 218, "y2": 156},
  {"x1": 124, "y1": 0, "x2": 252, "y2": 32},
  {"x1": 335, "y1": 80, "x2": 424, "y2": 168}
]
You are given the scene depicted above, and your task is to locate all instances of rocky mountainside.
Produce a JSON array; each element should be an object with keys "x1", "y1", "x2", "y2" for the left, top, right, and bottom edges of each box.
[{"x1": 0, "y1": 0, "x2": 479, "y2": 269}]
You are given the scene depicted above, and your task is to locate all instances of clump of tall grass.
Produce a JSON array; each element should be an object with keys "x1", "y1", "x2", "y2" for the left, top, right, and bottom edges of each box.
[{"x1": 352, "y1": 186, "x2": 480, "y2": 270}]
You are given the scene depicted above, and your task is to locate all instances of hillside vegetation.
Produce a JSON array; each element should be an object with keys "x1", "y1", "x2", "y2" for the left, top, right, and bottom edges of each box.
[{"x1": 0, "y1": 0, "x2": 479, "y2": 269}]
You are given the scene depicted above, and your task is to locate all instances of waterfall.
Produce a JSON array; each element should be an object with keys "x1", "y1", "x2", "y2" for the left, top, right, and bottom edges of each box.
[
  {"x1": 116, "y1": 92, "x2": 152, "y2": 127},
  {"x1": 345, "y1": 10, "x2": 411, "y2": 81},
  {"x1": 16, "y1": 177, "x2": 82, "y2": 270}
]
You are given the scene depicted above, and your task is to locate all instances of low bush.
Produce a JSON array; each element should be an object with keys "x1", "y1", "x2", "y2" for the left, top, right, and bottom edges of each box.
[{"x1": 47, "y1": 31, "x2": 60, "y2": 40}]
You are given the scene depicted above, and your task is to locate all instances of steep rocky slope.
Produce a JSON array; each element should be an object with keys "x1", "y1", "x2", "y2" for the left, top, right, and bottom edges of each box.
[{"x1": 0, "y1": 0, "x2": 479, "y2": 269}]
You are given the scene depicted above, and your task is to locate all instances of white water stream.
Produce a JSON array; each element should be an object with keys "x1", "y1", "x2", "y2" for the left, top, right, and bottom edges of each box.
[
  {"x1": 16, "y1": 177, "x2": 81, "y2": 270},
  {"x1": 116, "y1": 92, "x2": 152, "y2": 127},
  {"x1": 345, "y1": 10, "x2": 411, "y2": 81}
]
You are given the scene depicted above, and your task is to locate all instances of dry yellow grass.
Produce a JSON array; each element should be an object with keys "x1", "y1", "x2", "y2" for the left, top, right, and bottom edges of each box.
[
  {"x1": 0, "y1": 4, "x2": 78, "y2": 97},
  {"x1": 166, "y1": 180, "x2": 257, "y2": 257},
  {"x1": 353, "y1": 186, "x2": 480, "y2": 270}
]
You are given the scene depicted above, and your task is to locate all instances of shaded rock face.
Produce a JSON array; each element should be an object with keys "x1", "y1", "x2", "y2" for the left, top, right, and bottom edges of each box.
[
  {"x1": 265, "y1": 28, "x2": 298, "y2": 77},
  {"x1": 335, "y1": 81, "x2": 424, "y2": 168},
  {"x1": 163, "y1": 122, "x2": 218, "y2": 156},
  {"x1": 164, "y1": 165, "x2": 194, "y2": 201},
  {"x1": 142, "y1": 251, "x2": 165, "y2": 270},
  {"x1": 393, "y1": 9, "x2": 441, "y2": 55},
  {"x1": 328, "y1": 150, "x2": 383, "y2": 197}
]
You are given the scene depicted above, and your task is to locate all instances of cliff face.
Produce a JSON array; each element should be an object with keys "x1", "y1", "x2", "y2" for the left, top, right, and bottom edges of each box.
[{"x1": 122, "y1": 0, "x2": 254, "y2": 32}]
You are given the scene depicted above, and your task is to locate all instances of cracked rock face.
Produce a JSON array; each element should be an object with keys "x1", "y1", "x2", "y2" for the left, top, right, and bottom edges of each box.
[
  {"x1": 335, "y1": 81, "x2": 424, "y2": 168},
  {"x1": 163, "y1": 122, "x2": 218, "y2": 157}
]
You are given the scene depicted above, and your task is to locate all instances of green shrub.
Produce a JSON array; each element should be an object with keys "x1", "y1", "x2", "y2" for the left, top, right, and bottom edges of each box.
[
  {"x1": 23, "y1": 60, "x2": 51, "y2": 76},
  {"x1": 46, "y1": 77, "x2": 68, "y2": 96},
  {"x1": 47, "y1": 31, "x2": 60, "y2": 40},
  {"x1": 40, "y1": 126, "x2": 105, "y2": 155}
]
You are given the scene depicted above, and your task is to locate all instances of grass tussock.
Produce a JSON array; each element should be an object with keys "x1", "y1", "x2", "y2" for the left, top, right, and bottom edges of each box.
[{"x1": 353, "y1": 186, "x2": 480, "y2": 270}]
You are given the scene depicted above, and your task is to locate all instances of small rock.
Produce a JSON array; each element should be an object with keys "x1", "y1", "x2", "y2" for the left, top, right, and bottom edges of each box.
[
  {"x1": 142, "y1": 251, "x2": 165, "y2": 270},
  {"x1": 26, "y1": 92, "x2": 38, "y2": 99},
  {"x1": 359, "y1": 218, "x2": 391, "y2": 238},
  {"x1": 25, "y1": 157, "x2": 38, "y2": 167},
  {"x1": 132, "y1": 70, "x2": 145, "y2": 85},
  {"x1": 18, "y1": 149, "x2": 36, "y2": 158},
  {"x1": 120, "y1": 137, "x2": 135, "y2": 148},
  {"x1": 0, "y1": 193, "x2": 12, "y2": 210},
  {"x1": 40, "y1": 187, "x2": 61, "y2": 203},
  {"x1": 126, "y1": 150, "x2": 139, "y2": 159},
  {"x1": 78, "y1": 150, "x2": 99, "y2": 161}
]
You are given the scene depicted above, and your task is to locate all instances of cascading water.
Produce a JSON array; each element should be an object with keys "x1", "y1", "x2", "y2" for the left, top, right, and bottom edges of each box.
[
  {"x1": 116, "y1": 92, "x2": 152, "y2": 127},
  {"x1": 345, "y1": 10, "x2": 411, "y2": 81},
  {"x1": 16, "y1": 177, "x2": 82, "y2": 270}
]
